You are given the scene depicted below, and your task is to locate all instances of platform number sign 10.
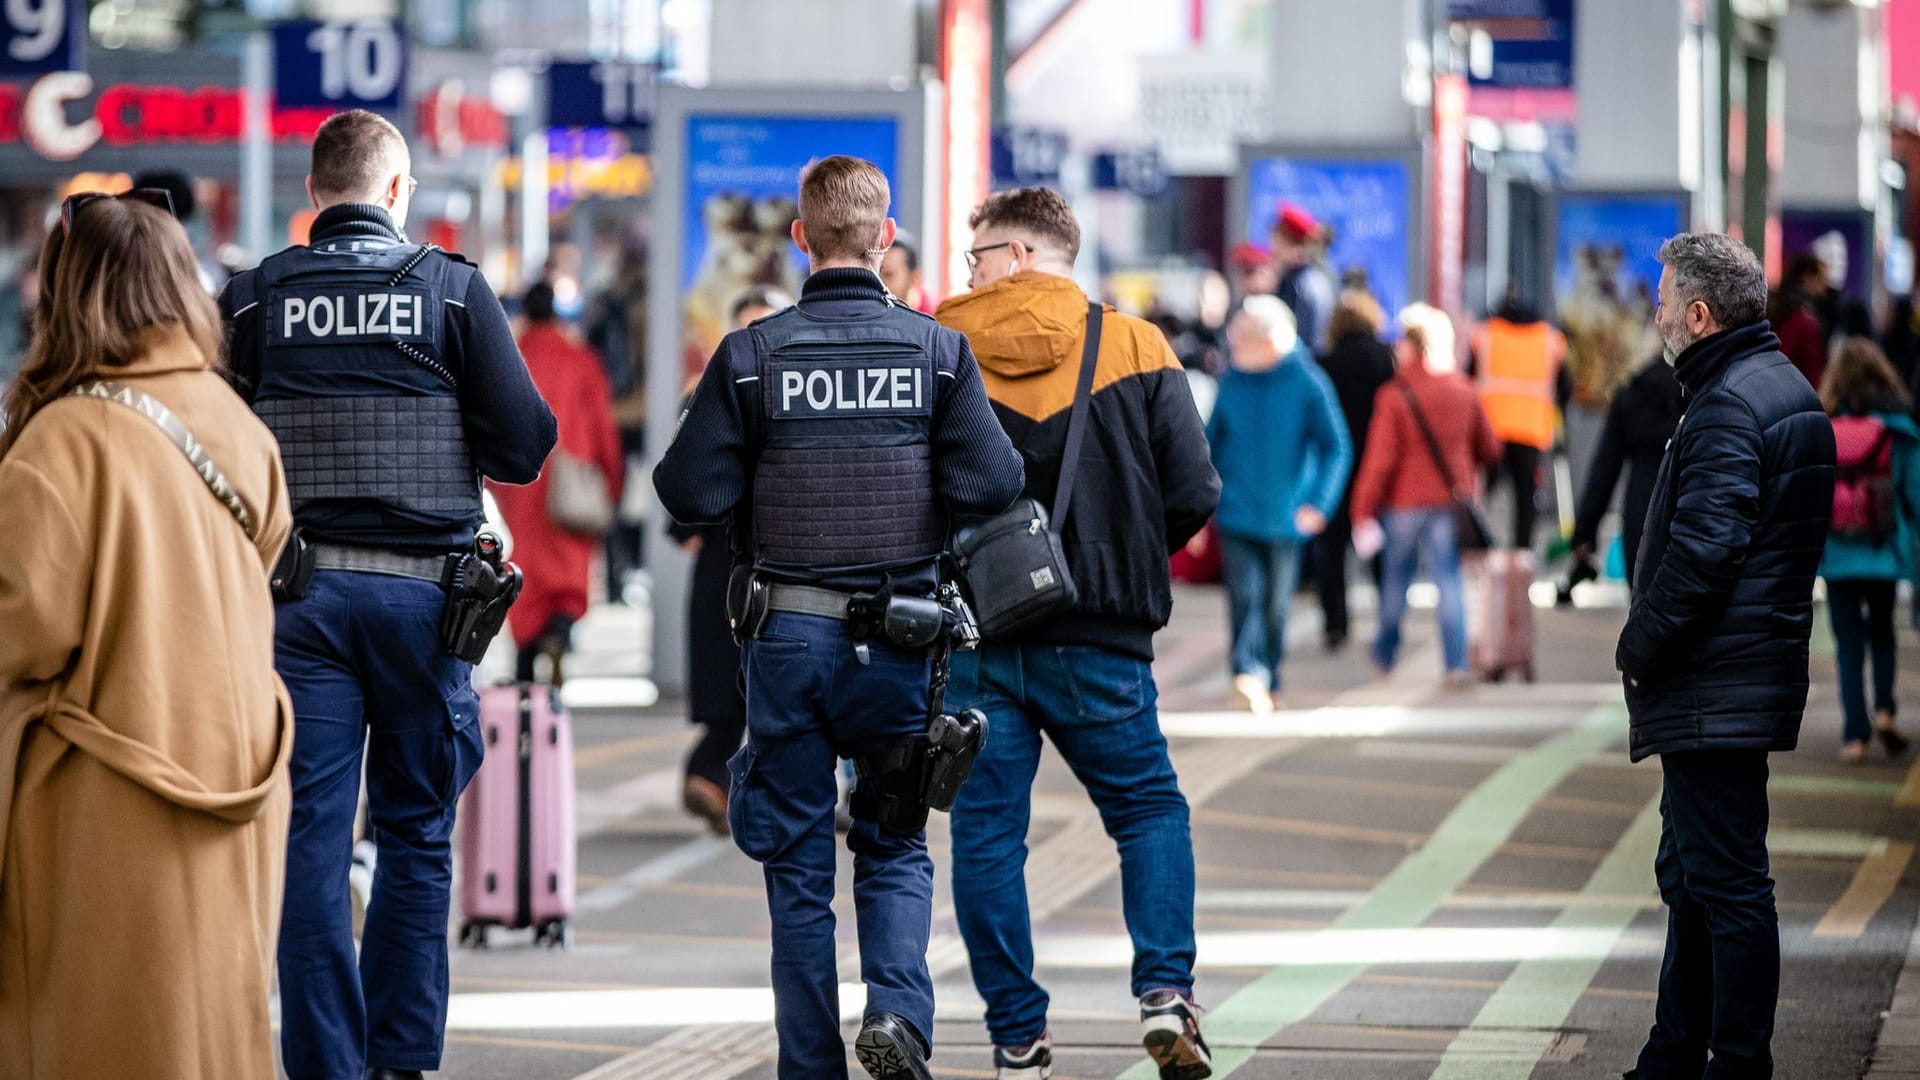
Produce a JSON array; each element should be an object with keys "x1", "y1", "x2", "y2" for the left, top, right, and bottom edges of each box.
[
  {"x1": 0, "y1": 0, "x2": 82, "y2": 76},
  {"x1": 274, "y1": 19, "x2": 408, "y2": 111}
]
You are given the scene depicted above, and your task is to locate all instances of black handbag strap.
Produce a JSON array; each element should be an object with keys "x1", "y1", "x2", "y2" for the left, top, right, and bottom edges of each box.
[
  {"x1": 68, "y1": 380, "x2": 260, "y2": 541},
  {"x1": 1050, "y1": 302, "x2": 1104, "y2": 530},
  {"x1": 1395, "y1": 379, "x2": 1464, "y2": 498}
]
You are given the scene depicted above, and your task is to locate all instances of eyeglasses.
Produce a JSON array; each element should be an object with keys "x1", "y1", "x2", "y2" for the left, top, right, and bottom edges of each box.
[
  {"x1": 963, "y1": 241, "x2": 1015, "y2": 270},
  {"x1": 60, "y1": 188, "x2": 176, "y2": 234}
]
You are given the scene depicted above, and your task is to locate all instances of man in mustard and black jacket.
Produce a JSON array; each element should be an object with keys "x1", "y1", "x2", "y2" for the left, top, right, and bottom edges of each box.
[{"x1": 936, "y1": 187, "x2": 1220, "y2": 1080}]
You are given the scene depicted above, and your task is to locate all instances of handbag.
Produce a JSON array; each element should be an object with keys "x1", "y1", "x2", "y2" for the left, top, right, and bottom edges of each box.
[
  {"x1": 546, "y1": 449, "x2": 614, "y2": 537},
  {"x1": 953, "y1": 301, "x2": 1103, "y2": 639},
  {"x1": 1395, "y1": 380, "x2": 1494, "y2": 552},
  {"x1": 68, "y1": 381, "x2": 258, "y2": 540}
]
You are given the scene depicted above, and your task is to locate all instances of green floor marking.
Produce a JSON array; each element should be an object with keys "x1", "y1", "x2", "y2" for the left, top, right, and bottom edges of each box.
[
  {"x1": 1770, "y1": 774, "x2": 1904, "y2": 801},
  {"x1": 1117, "y1": 704, "x2": 1626, "y2": 1079},
  {"x1": 1426, "y1": 796, "x2": 1662, "y2": 1079}
]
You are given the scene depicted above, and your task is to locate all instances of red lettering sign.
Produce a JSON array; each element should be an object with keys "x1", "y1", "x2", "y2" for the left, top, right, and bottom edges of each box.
[
  {"x1": 0, "y1": 84, "x2": 19, "y2": 143},
  {"x1": 2, "y1": 77, "x2": 370, "y2": 159}
]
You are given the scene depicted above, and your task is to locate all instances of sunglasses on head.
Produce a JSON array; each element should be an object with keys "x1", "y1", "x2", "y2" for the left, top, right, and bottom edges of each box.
[{"x1": 59, "y1": 188, "x2": 176, "y2": 234}]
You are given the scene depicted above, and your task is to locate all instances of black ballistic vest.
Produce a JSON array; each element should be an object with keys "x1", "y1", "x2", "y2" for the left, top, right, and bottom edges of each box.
[
  {"x1": 748, "y1": 304, "x2": 943, "y2": 574},
  {"x1": 238, "y1": 238, "x2": 482, "y2": 539}
]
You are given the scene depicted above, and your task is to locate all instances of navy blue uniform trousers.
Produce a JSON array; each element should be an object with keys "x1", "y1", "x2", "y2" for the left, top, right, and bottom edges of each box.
[
  {"x1": 730, "y1": 612, "x2": 937, "y2": 1078},
  {"x1": 276, "y1": 571, "x2": 484, "y2": 1080}
]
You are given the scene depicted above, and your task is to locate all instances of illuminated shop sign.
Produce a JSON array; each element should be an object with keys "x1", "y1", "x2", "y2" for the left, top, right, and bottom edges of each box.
[{"x1": 0, "y1": 72, "x2": 506, "y2": 162}]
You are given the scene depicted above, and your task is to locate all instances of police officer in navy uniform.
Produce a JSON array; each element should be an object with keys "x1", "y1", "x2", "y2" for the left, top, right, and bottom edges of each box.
[
  {"x1": 656, "y1": 156, "x2": 1023, "y2": 1080},
  {"x1": 220, "y1": 110, "x2": 556, "y2": 1080}
]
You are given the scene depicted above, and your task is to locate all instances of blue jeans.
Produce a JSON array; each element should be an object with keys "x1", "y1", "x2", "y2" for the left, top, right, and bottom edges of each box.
[
  {"x1": 276, "y1": 571, "x2": 484, "y2": 1080},
  {"x1": 732, "y1": 612, "x2": 935, "y2": 1078},
  {"x1": 1826, "y1": 578, "x2": 1897, "y2": 745},
  {"x1": 1638, "y1": 751, "x2": 1778, "y2": 1080},
  {"x1": 1219, "y1": 532, "x2": 1303, "y2": 692},
  {"x1": 947, "y1": 645, "x2": 1196, "y2": 1046},
  {"x1": 1374, "y1": 507, "x2": 1468, "y2": 674}
]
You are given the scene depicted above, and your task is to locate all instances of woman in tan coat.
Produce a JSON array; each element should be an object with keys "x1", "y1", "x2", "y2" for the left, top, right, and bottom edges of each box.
[{"x1": 0, "y1": 193, "x2": 293, "y2": 1078}]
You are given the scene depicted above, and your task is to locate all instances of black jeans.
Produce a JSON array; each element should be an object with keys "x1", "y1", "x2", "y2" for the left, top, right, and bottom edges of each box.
[
  {"x1": 1314, "y1": 502, "x2": 1381, "y2": 644},
  {"x1": 1826, "y1": 578, "x2": 1898, "y2": 745},
  {"x1": 1486, "y1": 441, "x2": 1543, "y2": 550},
  {"x1": 1638, "y1": 750, "x2": 1778, "y2": 1080}
]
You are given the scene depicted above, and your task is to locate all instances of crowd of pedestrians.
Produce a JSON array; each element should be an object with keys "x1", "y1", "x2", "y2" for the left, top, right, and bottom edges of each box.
[{"x1": 0, "y1": 108, "x2": 1911, "y2": 1080}]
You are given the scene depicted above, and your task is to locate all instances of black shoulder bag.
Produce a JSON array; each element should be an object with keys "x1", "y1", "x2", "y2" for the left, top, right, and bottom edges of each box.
[
  {"x1": 953, "y1": 302, "x2": 1102, "y2": 639},
  {"x1": 1395, "y1": 379, "x2": 1494, "y2": 552}
]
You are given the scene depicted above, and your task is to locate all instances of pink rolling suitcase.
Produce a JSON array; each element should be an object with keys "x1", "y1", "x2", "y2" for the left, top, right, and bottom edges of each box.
[
  {"x1": 1469, "y1": 549, "x2": 1537, "y2": 683},
  {"x1": 457, "y1": 683, "x2": 576, "y2": 948}
]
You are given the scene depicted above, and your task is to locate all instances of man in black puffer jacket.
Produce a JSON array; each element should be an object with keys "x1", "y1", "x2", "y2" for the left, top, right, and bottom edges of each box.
[{"x1": 1619, "y1": 233, "x2": 1835, "y2": 1080}]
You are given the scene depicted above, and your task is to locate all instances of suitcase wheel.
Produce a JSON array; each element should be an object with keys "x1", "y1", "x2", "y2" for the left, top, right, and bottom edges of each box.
[
  {"x1": 458, "y1": 921, "x2": 491, "y2": 950},
  {"x1": 535, "y1": 919, "x2": 573, "y2": 950},
  {"x1": 1522, "y1": 663, "x2": 1537, "y2": 684}
]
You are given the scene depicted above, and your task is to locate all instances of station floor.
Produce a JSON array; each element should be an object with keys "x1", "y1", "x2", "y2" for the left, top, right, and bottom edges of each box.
[{"x1": 403, "y1": 576, "x2": 1920, "y2": 1079}]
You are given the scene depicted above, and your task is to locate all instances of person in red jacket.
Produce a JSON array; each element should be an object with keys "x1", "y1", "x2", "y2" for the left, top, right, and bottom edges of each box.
[
  {"x1": 489, "y1": 282, "x2": 626, "y2": 683},
  {"x1": 1772, "y1": 255, "x2": 1831, "y2": 388},
  {"x1": 1350, "y1": 303, "x2": 1502, "y2": 685}
]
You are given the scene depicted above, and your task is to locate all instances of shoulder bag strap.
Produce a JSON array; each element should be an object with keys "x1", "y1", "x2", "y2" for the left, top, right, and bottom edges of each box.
[
  {"x1": 1395, "y1": 379, "x2": 1463, "y2": 498},
  {"x1": 69, "y1": 381, "x2": 260, "y2": 541},
  {"x1": 1049, "y1": 301, "x2": 1104, "y2": 531}
]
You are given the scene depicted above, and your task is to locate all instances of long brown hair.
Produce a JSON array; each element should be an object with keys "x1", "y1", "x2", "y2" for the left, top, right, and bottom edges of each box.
[
  {"x1": 0, "y1": 197, "x2": 221, "y2": 457},
  {"x1": 1820, "y1": 336, "x2": 1911, "y2": 417}
]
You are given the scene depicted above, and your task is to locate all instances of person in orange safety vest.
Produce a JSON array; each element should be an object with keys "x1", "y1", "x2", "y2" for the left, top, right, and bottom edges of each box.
[{"x1": 1471, "y1": 291, "x2": 1570, "y2": 550}]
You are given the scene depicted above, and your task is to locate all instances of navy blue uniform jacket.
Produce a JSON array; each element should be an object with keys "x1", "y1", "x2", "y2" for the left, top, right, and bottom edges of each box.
[{"x1": 653, "y1": 268, "x2": 1024, "y2": 591}]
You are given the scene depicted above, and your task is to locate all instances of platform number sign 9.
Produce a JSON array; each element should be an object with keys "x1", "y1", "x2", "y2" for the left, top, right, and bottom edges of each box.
[
  {"x1": 0, "y1": 0, "x2": 83, "y2": 76},
  {"x1": 274, "y1": 19, "x2": 409, "y2": 111}
]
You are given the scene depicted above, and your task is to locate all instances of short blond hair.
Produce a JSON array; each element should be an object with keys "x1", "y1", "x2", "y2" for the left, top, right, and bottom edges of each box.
[
  {"x1": 1397, "y1": 303, "x2": 1457, "y2": 374},
  {"x1": 798, "y1": 156, "x2": 890, "y2": 263}
]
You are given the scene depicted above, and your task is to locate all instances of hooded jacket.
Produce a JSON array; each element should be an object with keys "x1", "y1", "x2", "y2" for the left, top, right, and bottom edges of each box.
[
  {"x1": 938, "y1": 272, "x2": 1219, "y2": 659},
  {"x1": 1818, "y1": 408, "x2": 1920, "y2": 583},
  {"x1": 1616, "y1": 322, "x2": 1835, "y2": 761}
]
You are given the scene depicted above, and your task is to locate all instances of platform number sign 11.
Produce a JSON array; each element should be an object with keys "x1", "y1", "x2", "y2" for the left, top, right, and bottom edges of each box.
[
  {"x1": 0, "y1": 0, "x2": 83, "y2": 76},
  {"x1": 274, "y1": 19, "x2": 409, "y2": 111}
]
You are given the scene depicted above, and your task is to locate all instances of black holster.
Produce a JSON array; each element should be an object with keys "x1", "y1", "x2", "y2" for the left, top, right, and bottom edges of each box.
[
  {"x1": 439, "y1": 533, "x2": 522, "y2": 662},
  {"x1": 269, "y1": 527, "x2": 317, "y2": 602},
  {"x1": 725, "y1": 565, "x2": 771, "y2": 644}
]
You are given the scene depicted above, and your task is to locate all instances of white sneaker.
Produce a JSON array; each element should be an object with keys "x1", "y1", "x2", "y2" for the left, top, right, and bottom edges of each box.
[
  {"x1": 1140, "y1": 990, "x2": 1213, "y2": 1079},
  {"x1": 993, "y1": 1031, "x2": 1052, "y2": 1078},
  {"x1": 1232, "y1": 674, "x2": 1273, "y2": 715}
]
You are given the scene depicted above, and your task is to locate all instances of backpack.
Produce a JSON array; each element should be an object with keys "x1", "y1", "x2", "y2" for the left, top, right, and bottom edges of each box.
[{"x1": 1830, "y1": 414, "x2": 1896, "y2": 542}]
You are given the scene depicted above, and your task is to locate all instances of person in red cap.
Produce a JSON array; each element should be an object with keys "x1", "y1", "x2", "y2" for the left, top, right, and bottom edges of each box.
[
  {"x1": 1227, "y1": 241, "x2": 1277, "y2": 304},
  {"x1": 1270, "y1": 202, "x2": 1336, "y2": 353}
]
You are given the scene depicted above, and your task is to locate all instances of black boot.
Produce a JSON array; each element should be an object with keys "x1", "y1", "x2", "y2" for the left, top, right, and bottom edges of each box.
[
  {"x1": 365, "y1": 1070, "x2": 425, "y2": 1080},
  {"x1": 854, "y1": 1012, "x2": 933, "y2": 1080}
]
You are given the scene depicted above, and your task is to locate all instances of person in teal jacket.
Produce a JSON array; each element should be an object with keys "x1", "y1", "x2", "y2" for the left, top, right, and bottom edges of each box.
[
  {"x1": 1818, "y1": 337, "x2": 1920, "y2": 763},
  {"x1": 1207, "y1": 294, "x2": 1352, "y2": 712}
]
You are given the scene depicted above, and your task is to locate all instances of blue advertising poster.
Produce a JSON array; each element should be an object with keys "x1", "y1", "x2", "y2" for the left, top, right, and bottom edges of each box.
[
  {"x1": 1244, "y1": 156, "x2": 1412, "y2": 320},
  {"x1": 1553, "y1": 191, "x2": 1686, "y2": 403},
  {"x1": 1448, "y1": 0, "x2": 1576, "y2": 90},
  {"x1": 0, "y1": 0, "x2": 84, "y2": 77},
  {"x1": 679, "y1": 114, "x2": 899, "y2": 374}
]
